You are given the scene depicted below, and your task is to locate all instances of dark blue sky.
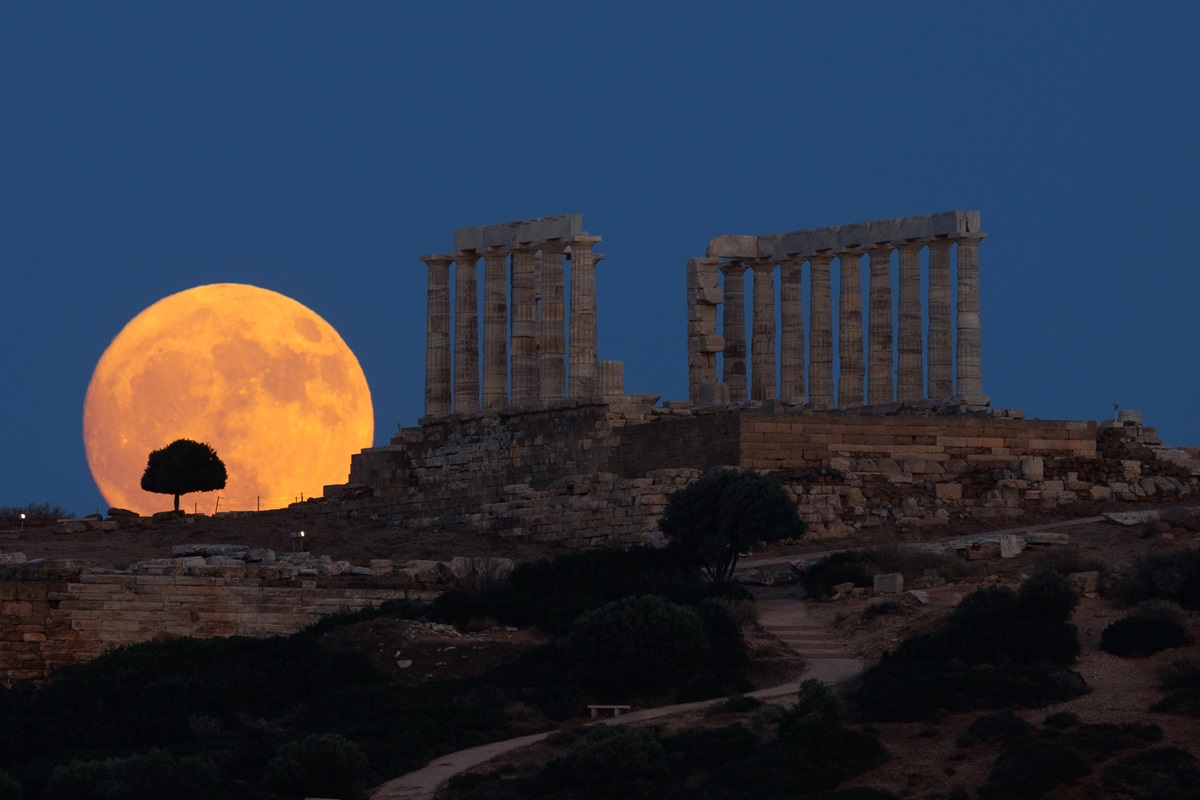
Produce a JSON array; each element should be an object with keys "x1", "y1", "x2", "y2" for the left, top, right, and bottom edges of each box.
[{"x1": 3, "y1": 2, "x2": 1198, "y2": 515}]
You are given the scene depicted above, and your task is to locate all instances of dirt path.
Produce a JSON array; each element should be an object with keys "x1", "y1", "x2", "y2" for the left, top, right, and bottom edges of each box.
[{"x1": 369, "y1": 596, "x2": 860, "y2": 800}]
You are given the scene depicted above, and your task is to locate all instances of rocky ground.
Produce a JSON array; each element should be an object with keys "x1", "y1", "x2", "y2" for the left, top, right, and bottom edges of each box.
[{"x1": 3, "y1": 504, "x2": 1200, "y2": 799}]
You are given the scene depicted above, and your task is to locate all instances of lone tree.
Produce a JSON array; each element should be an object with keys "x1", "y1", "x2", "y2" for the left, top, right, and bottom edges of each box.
[
  {"x1": 658, "y1": 467, "x2": 805, "y2": 583},
  {"x1": 140, "y1": 439, "x2": 227, "y2": 512}
]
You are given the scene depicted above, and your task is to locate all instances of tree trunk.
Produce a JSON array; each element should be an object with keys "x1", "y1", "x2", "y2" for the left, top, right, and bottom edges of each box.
[{"x1": 173, "y1": 494, "x2": 180, "y2": 512}]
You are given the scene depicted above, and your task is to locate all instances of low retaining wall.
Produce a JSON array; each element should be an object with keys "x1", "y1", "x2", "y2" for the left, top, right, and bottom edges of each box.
[{"x1": 0, "y1": 559, "x2": 437, "y2": 683}]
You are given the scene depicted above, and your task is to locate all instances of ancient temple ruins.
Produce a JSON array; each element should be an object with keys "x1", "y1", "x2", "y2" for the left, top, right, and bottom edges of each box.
[
  {"x1": 687, "y1": 210, "x2": 986, "y2": 409},
  {"x1": 415, "y1": 214, "x2": 623, "y2": 418}
]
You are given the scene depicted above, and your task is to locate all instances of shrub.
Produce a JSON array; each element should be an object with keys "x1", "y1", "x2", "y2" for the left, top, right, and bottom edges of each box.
[
  {"x1": 980, "y1": 738, "x2": 1091, "y2": 798},
  {"x1": 801, "y1": 551, "x2": 876, "y2": 597},
  {"x1": 659, "y1": 468, "x2": 805, "y2": 582},
  {"x1": 778, "y1": 679, "x2": 846, "y2": 745},
  {"x1": 43, "y1": 751, "x2": 220, "y2": 800},
  {"x1": 662, "y1": 724, "x2": 759, "y2": 769},
  {"x1": 1043, "y1": 710, "x2": 1081, "y2": 729},
  {"x1": 1018, "y1": 569, "x2": 1079, "y2": 622},
  {"x1": 800, "y1": 546, "x2": 965, "y2": 598},
  {"x1": 1032, "y1": 547, "x2": 1107, "y2": 577},
  {"x1": 1101, "y1": 746, "x2": 1200, "y2": 796},
  {"x1": 549, "y1": 725, "x2": 669, "y2": 794},
  {"x1": 1063, "y1": 722, "x2": 1162, "y2": 762},
  {"x1": 265, "y1": 733, "x2": 369, "y2": 800},
  {"x1": 561, "y1": 595, "x2": 710, "y2": 695},
  {"x1": 960, "y1": 711, "x2": 1033, "y2": 747},
  {"x1": 1100, "y1": 602, "x2": 1192, "y2": 657},
  {"x1": 1114, "y1": 548, "x2": 1200, "y2": 609},
  {"x1": 1158, "y1": 653, "x2": 1200, "y2": 691},
  {"x1": 0, "y1": 771, "x2": 20, "y2": 800}
]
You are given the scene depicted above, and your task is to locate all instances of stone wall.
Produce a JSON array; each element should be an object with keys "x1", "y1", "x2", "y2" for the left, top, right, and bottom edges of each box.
[
  {"x1": 324, "y1": 400, "x2": 1199, "y2": 545},
  {"x1": 0, "y1": 558, "x2": 443, "y2": 683}
]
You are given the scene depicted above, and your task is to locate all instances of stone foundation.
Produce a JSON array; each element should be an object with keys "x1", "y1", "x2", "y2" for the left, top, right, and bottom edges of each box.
[{"x1": 323, "y1": 399, "x2": 1200, "y2": 545}]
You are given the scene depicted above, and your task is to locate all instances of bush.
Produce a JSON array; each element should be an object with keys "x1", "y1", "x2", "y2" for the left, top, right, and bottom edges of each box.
[
  {"x1": 1101, "y1": 746, "x2": 1200, "y2": 797},
  {"x1": 1032, "y1": 547, "x2": 1107, "y2": 577},
  {"x1": 561, "y1": 595, "x2": 710, "y2": 695},
  {"x1": 980, "y1": 738, "x2": 1091, "y2": 798},
  {"x1": 0, "y1": 771, "x2": 20, "y2": 800},
  {"x1": 662, "y1": 724, "x2": 759, "y2": 769},
  {"x1": 1018, "y1": 569, "x2": 1079, "y2": 622},
  {"x1": 959, "y1": 711, "x2": 1032, "y2": 747},
  {"x1": 1114, "y1": 548, "x2": 1200, "y2": 609},
  {"x1": 265, "y1": 733, "x2": 369, "y2": 800},
  {"x1": 1100, "y1": 603, "x2": 1192, "y2": 657},
  {"x1": 549, "y1": 725, "x2": 669, "y2": 795},
  {"x1": 778, "y1": 679, "x2": 846, "y2": 745},
  {"x1": 1158, "y1": 653, "x2": 1200, "y2": 691},
  {"x1": 659, "y1": 468, "x2": 805, "y2": 582},
  {"x1": 43, "y1": 751, "x2": 220, "y2": 800},
  {"x1": 800, "y1": 546, "x2": 965, "y2": 598}
]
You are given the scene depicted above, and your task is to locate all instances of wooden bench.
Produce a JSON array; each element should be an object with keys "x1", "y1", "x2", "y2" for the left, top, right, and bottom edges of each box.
[{"x1": 588, "y1": 704, "x2": 632, "y2": 718}]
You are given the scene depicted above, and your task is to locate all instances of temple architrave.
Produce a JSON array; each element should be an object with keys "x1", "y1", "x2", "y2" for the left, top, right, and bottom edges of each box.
[
  {"x1": 687, "y1": 210, "x2": 986, "y2": 410},
  {"x1": 417, "y1": 215, "x2": 623, "y2": 419}
]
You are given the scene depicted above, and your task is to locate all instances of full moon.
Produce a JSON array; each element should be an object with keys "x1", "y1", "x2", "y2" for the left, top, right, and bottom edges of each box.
[{"x1": 84, "y1": 283, "x2": 374, "y2": 515}]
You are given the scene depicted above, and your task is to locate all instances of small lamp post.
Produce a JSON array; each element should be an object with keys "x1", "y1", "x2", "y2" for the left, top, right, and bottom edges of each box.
[
  {"x1": 19, "y1": 513, "x2": 26, "y2": 531},
  {"x1": 289, "y1": 530, "x2": 305, "y2": 554}
]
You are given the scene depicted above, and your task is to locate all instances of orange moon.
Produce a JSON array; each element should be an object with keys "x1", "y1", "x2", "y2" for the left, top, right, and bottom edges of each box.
[{"x1": 83, "y1": 283, "x2": 374, "y2": 515}]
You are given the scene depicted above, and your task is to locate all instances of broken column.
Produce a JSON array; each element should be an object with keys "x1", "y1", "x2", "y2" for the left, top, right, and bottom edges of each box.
[
  {"x1": 538, "y1": 239, "x2": 568, "y2": 401},
  {"x1": 418, "y1": 254, "x2": 453, "y2": 416},
  {"x1": 568, "y1": 235, "x2": 601, "y2": 397},
  {"x1": 687, "y1": 257, "x2": 723, "y2": 402}
]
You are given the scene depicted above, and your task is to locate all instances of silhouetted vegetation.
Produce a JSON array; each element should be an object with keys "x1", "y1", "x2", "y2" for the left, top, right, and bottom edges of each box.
[
  {"x1": 1110, "y1": 548, "x2": 1200, "y2": 609},
  {"x1": 1153, "y1": 653, "x2": 1200, "y2": 715},
  {"x1": 140, "y1": 438, "x2": 227, "y2": 511},
  {"x1": 658, "y1": 467, "x2": 806, "y2": 582},
  {"x1": 1100, "y1": 600, "x2": 1192, "y2": 657},
  {"x1": 0, "y1": 503, "x2": 73, "y2": 528},
  {"x1": 445, "y1": 680, "x2": 891, "y2": 800},
  {"x1": 799, "y1": 545, "x2": 965, "y2": 598},
  {"x1": 854, "y1": 571, "x2": 1086, "y2": 721}
]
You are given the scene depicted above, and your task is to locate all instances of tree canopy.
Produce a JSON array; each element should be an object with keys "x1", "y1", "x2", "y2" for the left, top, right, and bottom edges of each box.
[
  {"x1": 140, "y1": 439, "x2": 227, "y2": 512},
  {"x1": 658, "y1": 467, "x2": 805, "y2": 582}
]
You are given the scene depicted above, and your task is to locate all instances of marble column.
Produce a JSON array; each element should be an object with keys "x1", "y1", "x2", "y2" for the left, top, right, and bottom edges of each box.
[
  {"x1": 954, "y1": 233, "x2": 986, "y2": 400},
  {"x1": 418, "y1": 254, "x2": 453, "y2": 417},
  {"x1": 779, "y1": 256, "x2": 805, "y2": 403},
  {"x1": 568, "y1": 235, "x2": 601, "y2": 397},
  {"x1": 926, "y1": 237, "x2": 954, "y2": 398},
  {"x1": 808, "y1": 252, "x2": 834, "y2": 407},
  {"x1": 750, "y1": 259, "x2": 776, "y2": 401},
  {"x1": 481, "y1": 248, "x2": 508, "y2": 409},
  {"x1": 837, "y1": 247, "x2": 864, "y2": 408},
  {"x1": 538, "y1": 239, "x2": 568, "y2": 401},
  {"x1": 509, "y1": 244, "x2": 540, "y2": 403},
  {"x1": 896, "y1": 241, "x2": 924, "y2": 402},
  {"x1": 453, "y1": 250, "x2": 479, "y2": 413},
  {"x1": 867, "y1": 244, "x2": 894, "y2": 405},
  {"x1": 720, "y1": 260, "x2": 749, "y2": 403}
]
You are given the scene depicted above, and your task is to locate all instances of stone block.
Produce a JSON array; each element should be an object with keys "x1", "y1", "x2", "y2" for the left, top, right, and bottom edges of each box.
[
  {"x1": 1000, "y1": 534, "x2": 1024, "y2": 558},
  {"x1": 934, "y1": 483, "x2": 962, "y2": 501},
  {"x1": 1019, "y1": 456, "x2": 1044, "y2": 481},
  {"x1": 1089, "y1": 485, "x2": 1112, "y2": 501},
  {"x1": 452, "y1": 214, "x2": 582, "y2": 251}
]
